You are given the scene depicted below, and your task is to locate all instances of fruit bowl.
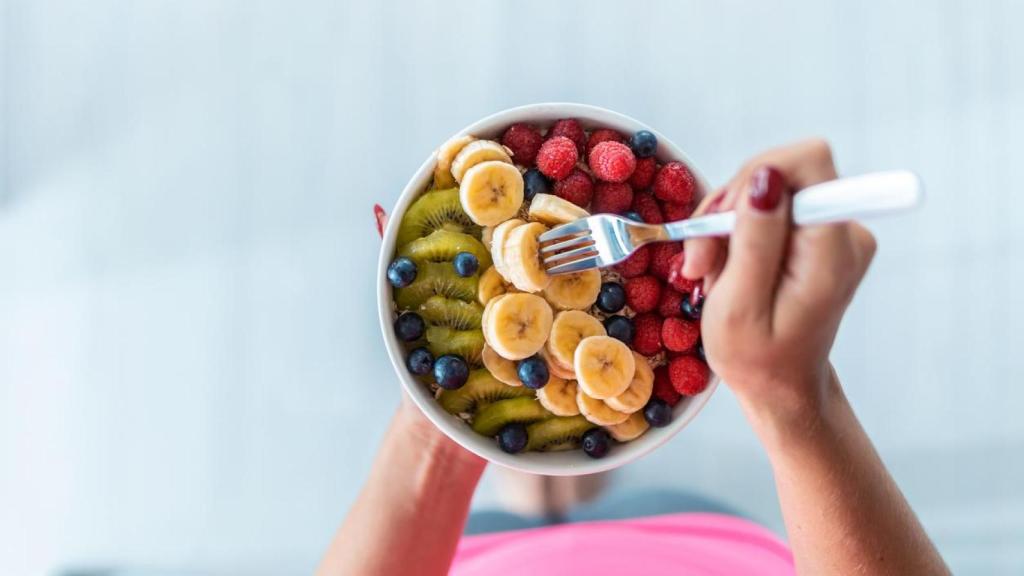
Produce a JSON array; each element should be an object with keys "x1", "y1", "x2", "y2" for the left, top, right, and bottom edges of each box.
[{"x1": 377, "y1": 103, "x2": 719, "y2": 476}]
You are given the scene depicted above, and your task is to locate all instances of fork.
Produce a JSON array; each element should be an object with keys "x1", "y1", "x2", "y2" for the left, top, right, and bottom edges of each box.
[{"x1": 539, "y1": 170, "x2": 923, "y2": 275}]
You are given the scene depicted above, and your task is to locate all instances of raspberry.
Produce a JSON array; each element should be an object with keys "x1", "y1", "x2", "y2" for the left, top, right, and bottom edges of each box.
[
  {"x1": 589, "y1": 141, "x2": 637, "y2": 183},
  {"x1": 658, "y1": 287, "x2": 684, "y2": 318},
  {"x1": 553, "y1": 168, "x2": 594, "y2": 207},
  {"x1": 667, "y1": 252, "x2": 699, "y2": 293},
  {"x1": 632, "y1": 313, "x2": 663, "y2": 355},
  {"x1": 629, "y1": 157, "x2": 657, "y2": 189},
  {"x1": 548, "y1": 118, "x2": 587, "y2": 156},
  {"x1": 662, "y1": 317, "x2": 700, "y2": 353},
  {"x1": 591, "y1": 182, "x2": 634, "y2": 214},
  {"x1": 586, "y1": 129, "x2": 624, "y2": 157},
  {"x1": 501, "y1": 123, "x2": 544, "y2": 167},
  {"x1": 669, "y1": 355, "x2": 710, "y2": 395},
  {"x1": 653, "y1": 366, "x2": 681, "y2": 406},
  {"x1": 649, "y1": 242, "x2": 682, "y2": 280},
  {"x1": 662, "y1": 201, "x2": 692, "y2": 221},
  {"x1": 625, "y1": 275, "x2": 662, "y2": 314},
  {"x1": 614, "y1": 244, "x2": 650, "y2": 278},
  {"x1": 654, "y1": 161, "x2": 697, "y2": 204},
  {"x1": 536, "y1": 136, "x2": 579, "y2": 180},
  {"x1": 631, "y1": 191, "x2": 664, "y2": 224}
]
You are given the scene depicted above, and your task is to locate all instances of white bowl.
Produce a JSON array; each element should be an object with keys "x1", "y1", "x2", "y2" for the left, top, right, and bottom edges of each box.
[{"x1": 377, "y1": 103, "x2": 719, "y2": 476}]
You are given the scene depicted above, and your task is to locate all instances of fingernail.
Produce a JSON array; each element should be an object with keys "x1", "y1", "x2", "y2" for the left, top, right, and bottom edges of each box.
[{"x1": 748, "y1": 166, "x2": 787, "y2": 212}]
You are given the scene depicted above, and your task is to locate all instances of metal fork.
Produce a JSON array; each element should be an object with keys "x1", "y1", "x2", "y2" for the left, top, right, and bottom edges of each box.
[{"x1": 539, "y1": 170, "x2": 923, "y2": 275}]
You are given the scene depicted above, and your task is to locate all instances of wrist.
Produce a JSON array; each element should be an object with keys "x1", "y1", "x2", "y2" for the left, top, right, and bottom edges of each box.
[
  {"x1": 735, "y1": 365, "x2": 845, "y2": 452},
  {"x1": 391, "y1": 402, "x2": 486, "y2": 480}
]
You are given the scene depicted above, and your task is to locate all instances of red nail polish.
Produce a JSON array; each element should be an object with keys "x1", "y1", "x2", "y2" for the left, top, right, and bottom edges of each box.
[
  {"x1": 749, "y1": 166, "x2": 787, "y2": 212},
  {"x1": 706, "y1": 194, "x2": 724, "y2": 213}
]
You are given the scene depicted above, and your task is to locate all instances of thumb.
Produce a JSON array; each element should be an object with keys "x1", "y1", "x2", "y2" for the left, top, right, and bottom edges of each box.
[{"x1": 714, "y1": 166, "x2": 792, "y2": 324}]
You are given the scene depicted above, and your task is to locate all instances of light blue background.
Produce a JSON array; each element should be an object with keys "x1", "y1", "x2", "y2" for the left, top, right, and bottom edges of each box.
[{"x1": 2, "y1": 1, "x2": 1022, "y2": 574}]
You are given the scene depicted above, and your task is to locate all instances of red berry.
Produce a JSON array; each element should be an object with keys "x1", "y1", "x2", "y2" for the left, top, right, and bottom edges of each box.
[
  {"x1": 658, "y1": 287, "x2": 684, "y2": 318},
  {"x1": 654, "y1": 161, "x2": 697, "y2": 204},
  {"x1": 662, "y1": 317, "x2": 700, "y2": 353},
  {"x1": 548, "y1": 118, "x2": 587, "y2": 156},
  {"x1": 501, "y1": 123, "x2": 544, "y2": 166},
  {"x1": 586, "y1": 129, "x2": 624, "y2": 157},
  {"x1": 591, "y1": 182, "x2": 634, "y2": 214},
  {"x1": 653, "y1": 366, "x2": 681, "y2": 406},
  {"x1": 632, "y1": 313, "x2": 663, "y2": 355},
  {"x1": 631, "y1": 191, "x2": 664, "y2": 224},
  {"x1": 649, "y1": 242, "x2": 682, "y2": 280},
  {"x1": 667, "y1": 252, "x2": 699, "y2": 293},
  {"x1": 629, "y1": 157, "x2": 657, "y2": 189},
  {"x1": 589, "y1": 141, "x2": 637, "y2": 183},
  {"x1": 669, "y1": 356, "x2": 710, "y2": 395},
  {"x1": 661, "y1": 201, "x2": 692, "y2": 221},
  {"x1": 553, "y1": 168, "x2": 594, "y2": 207},
  {"x1": 537, "y1": 136, "x2": 579, "y2": 180},
  {"x1": 615, "y1": 244, "x2": 650, "y2": 278},
  {"x1": 625, "y1": 275, "x2": 662, "y2": 314}
]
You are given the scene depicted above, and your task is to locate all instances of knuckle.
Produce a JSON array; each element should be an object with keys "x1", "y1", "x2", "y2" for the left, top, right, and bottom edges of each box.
[{"x1": 804, "y1": 138, "x2": 834, "y2": 165}]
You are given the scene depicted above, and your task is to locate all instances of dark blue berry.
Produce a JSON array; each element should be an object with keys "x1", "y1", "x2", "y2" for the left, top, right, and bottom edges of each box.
[
  {"x1": 497, "y1": 423, "x2": 528, "y2": 453},
  {"x1": 696, "y1": 340, "x2": 705, "y2": 362},
  {"x1": 433, "y1": 354, "x2": 469, "y2": 390},
  {"x1": 603, "y1": 315, "x2": 635, "y2": 345},
  {"x1": 643, "y1": 398, "x2": 673, "y2": 427},
  {"x1": 523, "y1": 168, "x2": 550, "y2": 200},
  {"x1": 406, "y1": 347, "x2": 434, "y2": 376},
  {"x1": 624, "y1": 211, "x2": 643, "y2": 222},
  {"x1": 680, "y1": 292, "x2": 703, "y2": 320},
  {"x1": 582, "y1": 428, "x2": 611, "y2": 459},
  {"x1": 629, "y1": 130, "x2": 658, "y2": 158},
  {"x1": 596, "y1": 282, "x2": 626, "y2": 313},
  {"x1": 517, "y1": 355, "x2": 550, "y2": 389},
  {"x1": 394, "y1": 312, "x2": 425, "y2": 342},
  {"x1": 453, "y1": 252, "x2": 479, "y2": 277},
  {"x1": 387, "y1": 257, "x2": 418, "y2": 288}
]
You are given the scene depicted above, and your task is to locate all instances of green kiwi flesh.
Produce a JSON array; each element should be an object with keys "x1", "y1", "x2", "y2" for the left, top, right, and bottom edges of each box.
[
  {"x1": 472, "y1": 397, "x2": 553, "y2": 437},
  {"x1": 524, "y1": 415, "x2": 596, "y2": 452},
  {"x1": 438, "y1": 370, "x2": 534, "y2": 415}
]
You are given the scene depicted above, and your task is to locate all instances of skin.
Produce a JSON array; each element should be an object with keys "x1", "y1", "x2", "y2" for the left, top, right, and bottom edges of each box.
[{"x1": 318, "y1": 140, "x2": 949, "y2": 576}]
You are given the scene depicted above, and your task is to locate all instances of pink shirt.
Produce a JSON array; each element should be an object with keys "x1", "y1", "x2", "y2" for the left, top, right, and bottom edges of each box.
[{"x1": 451, "y1": 513, "x2": 795, "y2": 575}]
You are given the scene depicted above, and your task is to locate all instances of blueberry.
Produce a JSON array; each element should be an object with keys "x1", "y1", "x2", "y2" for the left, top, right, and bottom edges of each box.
[
  {"x1": 387, "y1": 257, "x2": 418, "y2": 288},
  {"x1": 433, "y1": 354, "x2": 469, "y2": 390},
  {"x1": 680, "y1": 292, "x2": 704, "y2": 320},
  {"x1": 629, "y1": 130, "x2": 658, "y2": 158},
  {"x1": 582, "y1": 428, "x2": 611, "y2": 459},
  {"x1": 394, "y1": 312, "x2": 425, "y2": 342},
  {"x1": 623, "y1": 211, "x2": 643, "y2": 222},
  {"x1": 523, "y1": 168, "x2": 550, "y2": 200},
  {"x1": 696, "y1": 340, "x2": 705, "y2": 362},
  {"x1": 603, "y1": 315, "x2": 635, "y2": 345},
  {"x1": 406, "y1": 346, "x2": 434, "y2": 376},
  {"x1": 453, "y1": 252, "x2": 479, "y2": 277},
  {"x1": 596, "y1": 282, "x2": 626, "y2": 313},
  {"x1": 497, "y1": 423, "x2": 529, "y2": 454},
  {"x1": 517, "y1": 355, "x2": 550, "y2": 389},
  {"x1": 643, "y1": 398, "x2": 673, "y2": 427}
]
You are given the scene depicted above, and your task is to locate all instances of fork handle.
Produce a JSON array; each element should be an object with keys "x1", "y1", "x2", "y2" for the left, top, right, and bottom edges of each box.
[{"x1": 664, "y1": 170, "x2": 923, "y2": 240}]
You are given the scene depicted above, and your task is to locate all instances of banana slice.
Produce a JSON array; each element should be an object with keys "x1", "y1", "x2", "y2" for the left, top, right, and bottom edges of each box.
[
  {"x1": 547, "y1": 310, "x2": 606, "y2": 371},
  {"x1": 481, "y1": 343, "x2": 522, "y2": 386},
  {"x1": 477, "y1": 266, "x2": 517, "y2": 305},
  {"x1": 541, "y1": 348, "x2": 576, "y2": 380},
  {"x1": 434, "y1": 134, "x2": 475, "y2": 189},
  {"x1": 577, "y1": 386, "x2": 630, "y2": 426},
  {"x1": 528, "y1": 193, "x2": 590, "y2": 225},
  {"x1": 460, "y1": 161, "x2": 524, "y2": 226},
  {"x1": 606, "y1": 411, "x2": 650, "y2": 441},
  {"x1": 574, "y1": 335, "x2": 636, "y2": 400},
  {"x1": 543, "y1": 269, "x2": 602, "y2": 311},
  {"x1": 482, "y1": 293, "x2": 553, "y2": 361},
  {"x1": 451, "y1": 140, "x2": 513, "y2": 184},
  {"x1": 503, "y1": 221, "x2": 551, "y2": 293},
  {"x1": 605, "y1": 352, "x2": 654, "y2": 414},
  {"x1": 481, "y1": 226, "x2": 494, "y2": 250},
  {"x1": 536, "y1": 377, "x2": 580, "y2": 416},
  {"x1": 490, "y1": 219, "x2": 526, "y2": 281}
]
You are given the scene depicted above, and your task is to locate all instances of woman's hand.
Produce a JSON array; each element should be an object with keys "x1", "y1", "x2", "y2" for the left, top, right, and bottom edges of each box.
[{"x1": 682, "y1": 139, "x2": 876, "y2": 423}]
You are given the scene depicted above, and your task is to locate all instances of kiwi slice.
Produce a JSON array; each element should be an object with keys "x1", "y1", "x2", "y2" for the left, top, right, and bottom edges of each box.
[
  {"x1": 472, "y1": 397, "x2": 553, "y2": 437},
  {"x1": 439, "y1": 370, "x2": 534, "y2": 415},
  {"x1": 396, "y1": 188, "x2": 481, "y2": 248},
  {"x1": 525, "y1": 415, "x2": 596, "y2": 452},
  {"x1": 419, "y1": 295, "x2": 483, "y2": 330},
  {"x1": 394, "y1": 262, "x2": 478, "y2": 309},
  {"x1": 426, "y1": 325, "x2": 484, "y2": 365},
  {"x1": 398, "y1": 230, "x2": 492, "y2": 269}
]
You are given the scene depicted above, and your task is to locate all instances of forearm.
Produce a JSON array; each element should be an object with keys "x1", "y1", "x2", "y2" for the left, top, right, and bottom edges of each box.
[
  {"x1": 741, "y1": 370, "x2": 948, "y2": 575},
  {"x1": 317, "y1": 404, "x2": 486, "y2": 576}
]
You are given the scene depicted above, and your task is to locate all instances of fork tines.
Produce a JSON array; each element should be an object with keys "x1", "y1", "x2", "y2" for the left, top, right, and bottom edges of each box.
[{"x1": 539, "y1": 221, "x2": 601, "y2": 274}]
